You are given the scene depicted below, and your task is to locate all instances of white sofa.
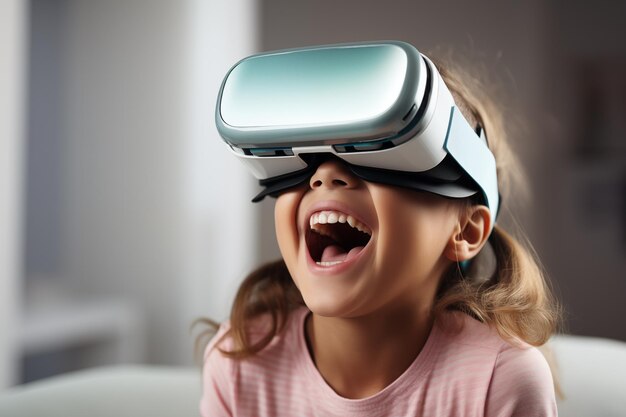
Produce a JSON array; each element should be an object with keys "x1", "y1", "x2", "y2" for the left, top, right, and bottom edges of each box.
[
  {"x1": 0, "y1": 335, "x2": 625, "y2": 417},
  {"x1": 0, "y1": 366, "x2": 201, "y2": 417}
]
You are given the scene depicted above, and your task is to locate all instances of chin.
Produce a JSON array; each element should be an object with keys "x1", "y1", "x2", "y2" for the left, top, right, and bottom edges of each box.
[{"x1": 299, "y1": 285, "x2": 364, "y2": 319}]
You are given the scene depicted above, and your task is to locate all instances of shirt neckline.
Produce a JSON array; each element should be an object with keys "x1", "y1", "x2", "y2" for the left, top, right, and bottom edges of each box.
[{"x1": 293, "y1": 307, "x2": 442, "y2": 412}]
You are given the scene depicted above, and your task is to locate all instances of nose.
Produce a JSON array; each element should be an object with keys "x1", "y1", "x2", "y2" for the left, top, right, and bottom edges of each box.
[{"x1": 309, "y1": 159, "x2": 358, "y2": 190}]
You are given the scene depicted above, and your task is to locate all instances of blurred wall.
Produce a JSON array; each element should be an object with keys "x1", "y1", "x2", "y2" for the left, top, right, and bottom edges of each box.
[
  {"x1": 25, "y1": 0, "x2": 67, "y2": 280},
  {"x1": 22, "y1": 0, "x2": 259, "y2": 373},
  {"x1": 539, "y1": 0, "x2": 626, "y2": 340},
  {"x1": 257, "y1": 0, "x2": 626, "y2": 340},
  {"x1": 59, "y1": 0, "x2": 190, "y2": 367},
  {"x1": 0, "y1": 0, "x2": 27, "y2": 389}
]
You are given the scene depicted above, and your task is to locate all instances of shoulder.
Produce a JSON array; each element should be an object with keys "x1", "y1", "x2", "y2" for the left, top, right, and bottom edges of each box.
[
  {"x1": 200, "y1": 308, "x2": 310, "y2": 416},
  {"x1": 446, "y1": 312, "x2": 559, "y2": 417},
  {"x1": 200, "y1": 321, "x2": 236, "y2": 417},
  {"x1": 434, "y1": 311, "x2": 557, "y2": 416},
  {"x1": 486, "y1": 341, "x2": 557, "y2": 411}
]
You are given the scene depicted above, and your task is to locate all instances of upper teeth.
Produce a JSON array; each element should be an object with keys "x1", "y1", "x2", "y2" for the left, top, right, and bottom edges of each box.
[{"x1": 310, "y1": 210, "x2": 371, "y2": 235}]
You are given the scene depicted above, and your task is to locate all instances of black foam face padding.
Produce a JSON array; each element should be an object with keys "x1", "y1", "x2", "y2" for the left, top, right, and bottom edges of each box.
[{"x1": 251, "y1": 154, "x2": 485, "y2": 206}]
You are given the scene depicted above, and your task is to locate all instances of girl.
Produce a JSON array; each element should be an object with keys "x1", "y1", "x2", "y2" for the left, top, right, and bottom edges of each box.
[{"x1": 199, "y1": 43, "x2": 562, "y2": 417}]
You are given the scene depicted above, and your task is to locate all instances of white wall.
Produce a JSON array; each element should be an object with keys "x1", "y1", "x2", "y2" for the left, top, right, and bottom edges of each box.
[
  {"x1": 56, "y1": 0, "x2": 257, "y2": 366},
  {"x1": 179, "y1": 0, "x2": 259, "y2": 364},
  {"x1": 61, "y1": 0, "x2": 186, "y2": 366},
  {"x1": 0, "y1": 0, "x2": 27, "y2": 389}
]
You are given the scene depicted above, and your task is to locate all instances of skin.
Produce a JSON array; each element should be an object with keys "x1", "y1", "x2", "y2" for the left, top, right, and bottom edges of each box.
[{"x1": 275, "y1": 159, "x2": 491, "y2": 399}]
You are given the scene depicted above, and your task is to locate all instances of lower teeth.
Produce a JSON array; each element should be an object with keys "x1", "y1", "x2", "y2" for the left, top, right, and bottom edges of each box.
[{"x1": 316, "y1": 260, "x2": 343, "y2": 267}]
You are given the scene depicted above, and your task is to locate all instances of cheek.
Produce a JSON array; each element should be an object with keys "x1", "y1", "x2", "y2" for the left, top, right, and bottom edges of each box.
[
  {"x1": 274, "y1": 192, "x2": 303, "y2": 268},
  {"x1": 373, "y1": 189, "x2": 456, "y2": 271}
]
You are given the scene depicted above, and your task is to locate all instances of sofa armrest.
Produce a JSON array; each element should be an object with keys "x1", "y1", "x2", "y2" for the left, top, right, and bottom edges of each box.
[
  {"x1": 551, "y1": 334, "x2": 626, "y2": 417},
  {"x1": 0, "y1": 366, "x2": 201, "y2": 417}
]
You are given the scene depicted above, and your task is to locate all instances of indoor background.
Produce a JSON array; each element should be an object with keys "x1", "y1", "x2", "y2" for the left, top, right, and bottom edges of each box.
[{"x1": 0, "y1": 0, "x2": 624, "y2": 390}]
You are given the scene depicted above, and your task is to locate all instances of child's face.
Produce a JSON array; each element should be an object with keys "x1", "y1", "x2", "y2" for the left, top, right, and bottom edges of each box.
[{"x1": 274, "y1": 158, "x2": 463, "y2": 318}]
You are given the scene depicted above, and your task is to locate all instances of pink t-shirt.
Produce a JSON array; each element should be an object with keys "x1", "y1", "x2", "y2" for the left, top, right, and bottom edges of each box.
[{"x1": 201, "y1": 307, "x2": 557, "y2": 416}]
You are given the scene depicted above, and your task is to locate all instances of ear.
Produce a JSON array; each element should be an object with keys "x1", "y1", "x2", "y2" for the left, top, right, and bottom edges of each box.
[{"x1": 444, "y1": 205, "x2": 492, "y2": 262}]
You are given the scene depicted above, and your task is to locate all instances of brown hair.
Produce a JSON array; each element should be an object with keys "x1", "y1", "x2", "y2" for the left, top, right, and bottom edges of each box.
[
  {"x1": 194, "y1": 52, "x2": 563, "y2": 395},
  {"x1": 430, "y1": 56, "x2": 562, "y2": 344}
]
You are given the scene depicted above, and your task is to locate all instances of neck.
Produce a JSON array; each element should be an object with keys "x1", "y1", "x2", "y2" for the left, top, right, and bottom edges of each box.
[{"x1": 305, "y1": 302, "x2": 435, "y2": 399}]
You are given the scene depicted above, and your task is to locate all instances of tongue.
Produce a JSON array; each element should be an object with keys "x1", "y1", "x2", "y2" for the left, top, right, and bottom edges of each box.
[{"x1": 320, "y1": 245, "x2": 365, "y2": 263}]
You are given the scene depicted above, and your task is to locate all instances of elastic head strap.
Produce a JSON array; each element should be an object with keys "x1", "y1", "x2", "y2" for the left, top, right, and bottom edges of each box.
[{"x1": 443, "y1": 106, "x2": 499, "y2": 229}]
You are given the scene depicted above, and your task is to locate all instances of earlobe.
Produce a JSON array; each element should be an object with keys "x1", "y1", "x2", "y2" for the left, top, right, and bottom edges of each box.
[{"x1": 444, "y1": 205, "x2": 491, "y2": 262}]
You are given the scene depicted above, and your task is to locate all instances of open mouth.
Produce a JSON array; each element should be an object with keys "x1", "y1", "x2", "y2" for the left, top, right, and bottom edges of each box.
[{"x1": 305, "y1": 210, "x2": 372, "y2": 267}]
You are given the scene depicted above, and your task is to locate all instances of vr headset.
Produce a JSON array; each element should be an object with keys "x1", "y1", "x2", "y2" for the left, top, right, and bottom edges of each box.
[{"x1": 215, "y1": 41, "x2": 500, "y2": 229}]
